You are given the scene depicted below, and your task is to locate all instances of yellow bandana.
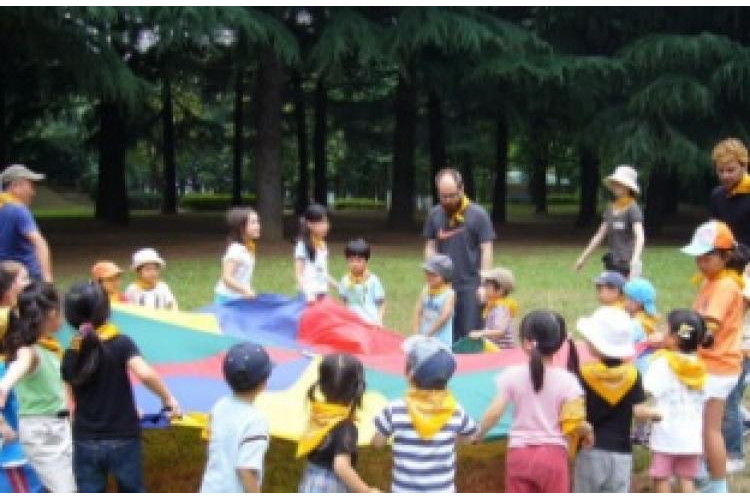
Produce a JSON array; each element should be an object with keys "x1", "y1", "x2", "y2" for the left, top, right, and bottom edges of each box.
[
  {"x1": 71, "y1": 323, "x2": 120, "y2": 351},
  {"x1": 108, "y1": 292, "x2": 121, "y2": 304},
  {"x1": 346, "y1": 271, "x2": 369, "y2": 286},
  {"x1": 0, "y1": 192, "x2": 22, "y2": 208},
  {"x1": 634, "y1": 311, "x2": 658, "y2": 336},
  {"x1": 404, "y1": 388, "x2": 458, "y2": 439},
  {"x1": 581, "y1": 361, "x2": 638, "y2": 406},
  {"x1": 559, "y1": 397, "x2": 586, "y2": 458},
  {"x1": 653, "y1": 350, "x2": 707, "y2": 391},
  {"x1": 0, "y1": 306, "x2": 9, "y2": 339},
  {"x1": 427, "y1": 284, "x2": 451, "y2": 297},
  {"x1": 296, "y1": 401, "x2": 352, "y2": 458},
  {"x1": 483, "y1": 297, "x2": 518, "y2": 319},
  {"x1": 611, "y1": 196, "x2": 635, "y2": 212},
  {"x1": 245, "y1": 239, "x2": 256, "y2": 254},
  {"x1": 38, "y1": 337, "x2": 63, "y2": 358},
  {"x1": 728, "y1": 174, "x2": 750, "y2": 197},
  {"x1": 448, "y1": 196, "x2": 471, "y2": 228},
  {"x1": 691, "y1": 269, "x2": 745, "y2": 290},
  {"x1": 311, "y1": 236, "x2": 325, "y2": 249},
  {"x1": 136, "y1": 279, "x2": 157, "y2": 292}
]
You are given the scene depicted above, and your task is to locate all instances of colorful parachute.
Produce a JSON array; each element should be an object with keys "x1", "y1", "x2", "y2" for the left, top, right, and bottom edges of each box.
[{"x1": 58, "y1": 295, "x2": 649, "y2": 444}]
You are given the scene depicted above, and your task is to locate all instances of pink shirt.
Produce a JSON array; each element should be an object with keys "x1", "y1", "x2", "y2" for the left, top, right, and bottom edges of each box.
[{"x1": 496, "y1": 364, "x2": 583, "y2": 448}]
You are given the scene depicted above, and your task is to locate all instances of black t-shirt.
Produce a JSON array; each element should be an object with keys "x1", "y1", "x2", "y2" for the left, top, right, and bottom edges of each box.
[
  {"x1": 422, "y1": 202, "x2": 496, "y2": 290},
  {"x1": 580, "y1": 362, "x2": 646, "y2": 454},
  {"x1": 710, "y1": 185, "x2": 750, "y2": 247},
  {"x1": 62, "y1": 335, "x2": 142, "y2": 440},
  {"x1": 307, "y1": 420, "x2": 358, "y2": 469}
]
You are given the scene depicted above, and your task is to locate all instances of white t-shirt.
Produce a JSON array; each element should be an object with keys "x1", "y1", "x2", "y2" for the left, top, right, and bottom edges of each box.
[
  {"x1": 215, "y1": 243, "x2": 255, "y2": 299},
  {"x1": 125, "y1": 281, "x2": 177, "y2": 310},
  {"x1": 294, "y1": 240, "x2": 329, "y2": 299},
  {"x1": 200, "y1": 396, "x2": 269, "y2": 493},
  {"x1": 643, "y1": 354, "x2": 706, "y2": 455}
]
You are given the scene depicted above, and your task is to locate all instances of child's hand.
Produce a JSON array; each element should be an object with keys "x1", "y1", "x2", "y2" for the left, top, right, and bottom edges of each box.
[
  {"x1": 164, "y1": 396, "x2": 182, "y2": 419},
  {"x1": 580, "y1": 422, "x2": 595, "y2": 448},
  {"x1": 650, "y1": 409, "x2": 663, "y2": 422},
  {"x1": 469, "y1": 431, "x2": 482, "y2": 445},
  {"x1": 368, "y1": 487, "x2": 381, "y2": 493},
  {"x1": 469, "y1": 330, "x2": 483, "y2": 339},
  {"x1": 243, "y1": 289, "x2": 257, "y2": 300},
  {"x1": 0, "y1": 419, "x2": 16, "y2": 444}
]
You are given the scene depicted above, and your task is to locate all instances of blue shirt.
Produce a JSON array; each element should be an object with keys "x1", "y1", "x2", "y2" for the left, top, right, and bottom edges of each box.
[
  {"x1": 338, "y1": 273, "x2": 385, "y2": 325},
  {"x1": 0, "y1": 200, "x2": 40, "y2": 278},
  {"x1": 419, "y1": 288, "x2": 455, "y2": 348}
]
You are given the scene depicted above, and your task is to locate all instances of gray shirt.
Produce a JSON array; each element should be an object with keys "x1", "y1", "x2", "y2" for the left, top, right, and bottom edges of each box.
[
  {"x1": 423, "y1": 202, "x2": 496, "y2": 290},
  {"x1": 604, "y1": 202, "x2": 643, "y2": 265}
]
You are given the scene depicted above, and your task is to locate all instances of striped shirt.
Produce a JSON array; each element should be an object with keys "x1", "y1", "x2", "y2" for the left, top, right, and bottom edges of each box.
[{"x1": 374, "y1": 399, "x2": 477, "y2": 493}]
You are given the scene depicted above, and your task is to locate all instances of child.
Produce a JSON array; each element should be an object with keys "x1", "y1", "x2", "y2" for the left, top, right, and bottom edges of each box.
[
  {"x1": 295, "y1": 204, "x2": 337, "y2": 304},
  {"x1": 200, "y1": 342, "x2": 273, "y2": 493},
  {"x1": 297, "y1": 353, "x2": 377, "y2": 493},
  {"x1": 214, "y1": 207, "x2": 260, "y2": 305},
  {"x1": 372, "y1": 336, "x2": 476, "y2": 493},
  {"x1": 125, "y1": 248, "x2": 178, "y2": 310},
  {"x1": 469, "y1": 267, "x2": 518, "y2": 348},
  {"x1": 338, "y1": 238, "x2": 386, "y2": 326},
  {"x1": 0, "y1": 282, "x2": 75, "y2": 492},
  {"x1": 575, "y1": 165, "x2": 645, "y2": 277},
  {"x1": 725, "y1": 272, "x2": 750, "y2": 473},
  {"x1": 623, "y1": 277, "x2": 659, "y2": 343},
  {"x1": 644, "y1": 309, "x2": 711, "y2": 493},
  {"x1": 574, "y1": 306, "x2": 662, "y2": 493},
  {"x1": 0, "y1": 261, "x2": 28, "y2": 307},
  {"x1": 593, "y1": 270, "x2": 627, "y2": 308},
  {"x1": 474, "y1": 311, "x2": 592, "y2": 493},
  {"x1": 90, "y1": 261, "x2": 127, "y2": 303},
  {"x1": 61, "y1": 282, "x2": 181, "y2": 492},
  {"x1": 413, "y1": 254, "x2": 456, "y2": 348},
  {"x1": 681, "y1": 220, "x2": 745, "y2": 493}
]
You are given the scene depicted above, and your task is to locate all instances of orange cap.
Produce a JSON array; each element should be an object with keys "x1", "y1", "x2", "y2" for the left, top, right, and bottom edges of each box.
[{"x1": 91, "y1": 261, "x2": 123, "y2": 280}]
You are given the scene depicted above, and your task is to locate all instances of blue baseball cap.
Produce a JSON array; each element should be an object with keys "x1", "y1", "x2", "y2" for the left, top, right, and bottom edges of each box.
[
  {"x1": 223, "y1": 342, "x2": 273, "y2": 392},
  {"x1": 623, "y1": 278, "x2": 657, "y2": 316},
  {"x1": 403, "y1": 335, "x2": 456, "y2": 389},
  {"x1": 593, "y1": 270, "x2": 627, "y2": 289}
]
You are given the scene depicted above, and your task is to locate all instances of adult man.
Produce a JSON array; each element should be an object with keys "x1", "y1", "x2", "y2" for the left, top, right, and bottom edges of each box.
[
  {"x1": 0, "y1": 164, "x2": 53, "y2": 282},
  {"x1": 423, "y1": 168, "x2": 495, "y2": 342}
]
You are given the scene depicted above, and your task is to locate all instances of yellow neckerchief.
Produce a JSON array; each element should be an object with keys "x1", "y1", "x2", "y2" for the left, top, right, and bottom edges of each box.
[
  {"x1": 634, "y1": 310, "x2": 658, "y2": 336},
  {"x1": 611, "y1": 298, "x2": 626, "y2": 310},
  {"x1": 611, "y1": 196, "x2": 635, "y2": 213},
  {"x1": 653, "y1": 349, "x2": 707, "y2": 391},
  {"x1": 728, "y1": 173, "x2": 750, "y2": 197},
  {"x1": 136, "y1": 279, "x2": 157, "y2": 292},
  {"x1": 560, "y1": 397, "x2": 586, "y2": 459},
  {"x1": 580, "y1": 361, "x2": 638, "y2": 406},
  {"x1": 483, "y1": 297, "x2": 518, "y2": 319},
  {"x1": 245, "y1": 239, "x2": 256, "y2": 254},
  {"x1": 691, "y1": 269, "x2": 745, "y2": 290},
  {"x1": 0, "y1": 306, "x2": 9, "y2": 340},
  {"x1": 311, "y1": 236, "x2": 325, "y2": 250},
  {"x1": 346, "y1": 270, "x2": 370, "y2": 286},
  {"x1": 404, "y1": 388, "x2": 458, "y2": 439},
  {"x1": 296, "y1": 400, "x2": 352, "y2": 458},
  {"x1": 448, "y1": 196, "x2": 471, "y2": 228},
  {"x1": 71, "y1": 323, "x2": 120, "y2": 351},
  {"x1": 427, "y1": 284, "x2": 451, "y2": 297},
  {"x1": 0, "y1": 192, "x2": 22, "y2": 208},
  {"x1": 108, "y1": 292, "x2": 121, "y2": 304},
  {"x1": 38, "y1": 336, "x2": 63, "y2": 358}
]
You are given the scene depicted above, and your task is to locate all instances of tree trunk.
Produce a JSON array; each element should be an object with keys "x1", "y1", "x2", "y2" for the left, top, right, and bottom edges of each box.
[
  {"x1": 529, "y1": 140, "x2": 548, "y2": 214},
  {"x1": 428, "y1": 89, "x2": 446, "y2": 203},
  {"x1": 96, "y1": 100, "x2": 129, "y2": 225},
  {"x1": 576, "y1": 144, "x2": 599, "y2": 227},
  {"x1": 294, "y1": 71, "x2": 309, "y2": 214},
  {"x1": 387, "y1": 69, "x2": 417, "y2": 230},
  {"x1": 254, "y1": 47, "x2": 285, "y2": 241},
  {"x1": 161, "y1": 72, "x2": 177, "y2": 215},
  {"x1": 645, "y1": 166, "x2": 668, "y2": 236},
  {"x1": 232, "y1": 70, "x2": 244, "y2": 206},
  {"x1": 460, "y1": 156, "x2": 476, "y2": 200},
  {"x1": 491, "y1": 111, "x2": 508, "y2": 225},
  {"x1": 313, "y1": 79, "x2": 327, "y2": 206},
  {"x1": 664, "y1": 168, "x2": 680, "y2": 216},
  {"x1": 0, "y1": 73, "x2": 6, "y2": 168}
]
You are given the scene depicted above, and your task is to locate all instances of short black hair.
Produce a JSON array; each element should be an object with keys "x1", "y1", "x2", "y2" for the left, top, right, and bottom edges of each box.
[{"x1": 344, "y1": 238, "x2": 370, "y2": 260}]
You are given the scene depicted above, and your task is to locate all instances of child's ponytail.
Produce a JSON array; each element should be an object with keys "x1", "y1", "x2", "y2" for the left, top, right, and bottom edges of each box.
[
  {"x1": 520, "y1": 310, "x2": 566, "y2": 393},
  {"x1": 668, "y1": 309, "x2": 714, "y2": 353},
  {"x1": 529, "y1": 343, "x2": 545, "y2": 393},
  {"x1": 64, "y1": 282, "x2": 111, "y2": 387},
  {"x1": 298, "y1": 204, "x2": 328, "y2": 262}
]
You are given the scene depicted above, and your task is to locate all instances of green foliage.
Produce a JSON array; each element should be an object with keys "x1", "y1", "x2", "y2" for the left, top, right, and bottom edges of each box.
[
  {"x1": 333, "y1": 198, "x2": 386, "y2": 210},
  {"x1": 179, "y1": 193, "x2": 257, "y2": 212}
]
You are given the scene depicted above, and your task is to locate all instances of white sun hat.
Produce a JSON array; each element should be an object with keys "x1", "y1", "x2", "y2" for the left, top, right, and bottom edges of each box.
[
  {"x1": 576, "y1": 306, "x2": 635, "y2": 359},
  {"x1": 131, "y1": 248, "x2": 166, "y2": 270},
  {"x1": 604, "y1": 165, "x2": 640, "y2": 195}
]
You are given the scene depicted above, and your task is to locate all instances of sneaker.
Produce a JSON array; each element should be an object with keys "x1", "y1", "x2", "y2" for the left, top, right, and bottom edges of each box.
[{"x1": 727, "y1": 458, "x2": 746, "y2": 474}]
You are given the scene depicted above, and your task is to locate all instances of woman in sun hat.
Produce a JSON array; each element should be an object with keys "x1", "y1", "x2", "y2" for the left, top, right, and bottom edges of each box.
[{"x1": 575, "y1": 165, "x2": 645, "y2": 278}]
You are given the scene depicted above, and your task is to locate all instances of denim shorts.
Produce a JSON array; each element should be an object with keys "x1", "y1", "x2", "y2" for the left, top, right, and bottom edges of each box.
[{"x1": 73, "y1": 437, "x2": 144, "y2": 493}]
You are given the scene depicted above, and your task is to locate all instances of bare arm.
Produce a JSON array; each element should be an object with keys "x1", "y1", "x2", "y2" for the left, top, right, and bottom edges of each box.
[
  {"x1": 474, "y1": 392, "x2": 509, "y2": 442},
  {"x1": 377, "y1": 301, "x2": 386, "y2": 326},
  {"x1": 26, "y1": 231, "x2": 53, "y2": 282},
  {"x1": 294, "y1": 259, "x2": 306, "y2": 292},
  {"x1": 237, "y1": 469, "x2": 261, "y2": 493},
  {"x1": 423, "y1": 292, "x2": 456, "y2": 338},
  {"x1": 633, "y1": 403, "x2": 662, "y2": 422},
  {"x1": 127, "y1": 356, "x2": 181, "y2": 417},
  {"x1": 480, "y1": 241, "x2": 493, "y2": 271},
  {"x1": 0, "y1": 346, "x2": 36, "y2": 406},
  {"x1": 575, "y1": 222, "x2": 607, "y2": 271},
  {"x1": 412, "y1": 295, "x2": 423, "y2": 334},
  {"x1": 630, "y1": 222, "x2": 645, "y2": 271},
  {"x1": 424, "y1": 239, "x2": 437, "y2": 260},
  {"x1": 333, "y1": 454, "x2": 377, "y2": 493},
  {"x1": 221, "y1": 259, "x2": 255, "y2": 298}
]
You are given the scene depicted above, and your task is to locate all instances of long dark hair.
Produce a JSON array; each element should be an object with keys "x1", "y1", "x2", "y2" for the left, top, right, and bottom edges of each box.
[
  {"x1": 520, "y1": 310, "x2": 568, "y2": 393},
  {"x1": 308, "y1": 353, "x2": 365, "y2": 419},
  {"x1": 667, "y1": 309, "x2": 713, "y2": 353},
  {"x1": 226, "y1": 207, "x2": 257, "y2": 244},
  {"x1": 298, "y1": 203, "x2": 327, "y2": 261},
  {"x1": 3, "y1": 282, "x2": 59, "y2": 362},
  {"x1": 64, "y1": 282, "x2": 111, "y2": 387},
  {"x1": 0, "y1": 267, "x2": 14, "y2": 302},
  {"x1": 726, "y1": 243, "x2": 750, "y2": 274}
]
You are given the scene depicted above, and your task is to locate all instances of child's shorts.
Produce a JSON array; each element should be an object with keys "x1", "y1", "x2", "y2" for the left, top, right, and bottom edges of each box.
[
  {"x1": 298, "y1": 463, "x2": 349, "y2": 493},
  {"x1": 704, "y1": 373, "x2": 740, "y2": 400},
  {"x1": 649, "y1": 452, "x2": 700, "y2": 479}
]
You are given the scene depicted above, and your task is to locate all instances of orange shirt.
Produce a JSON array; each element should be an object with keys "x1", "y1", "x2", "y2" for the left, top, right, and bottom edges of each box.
[{"x1": 693, "y1": 276, "x2": 744, "y2": 375}]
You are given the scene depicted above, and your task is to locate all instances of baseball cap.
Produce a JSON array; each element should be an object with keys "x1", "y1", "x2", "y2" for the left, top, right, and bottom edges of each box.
[
  {"x1": 623, "y1": 278, "x2": 657, "y2": 316},
  {"x1": 402, "y1": 335, "x2": 456, "y2": 389},
  {"x1": 480, "y1": 267, "x2": 515, "y2": 292},
  {"x1": 0, "y1": 164, "x2": 45, "y2": 184},
  {"x1": 422, "y1": 254, "x2": 453, "y2": 282},
  {"x1": 593, "y1": 270, "x2": 627, "y2": 289},
  {"x1": 223, "y1": 342, "x2": 273, "y2": 392},
  {"x1": 681, "y1": 220, "x2": 736, "y2": 256},
  {"x1": 577, "y1": 306, "x2": 635, "y2": 359},
  {"x1": 91, "y1": 261, "x2": 123, "y2": 281}
]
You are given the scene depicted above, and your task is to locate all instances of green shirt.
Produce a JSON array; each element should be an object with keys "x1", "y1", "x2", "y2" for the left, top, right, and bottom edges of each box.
[{"x1": 16, "y1": 345, "x2": 66, "y2": 416}]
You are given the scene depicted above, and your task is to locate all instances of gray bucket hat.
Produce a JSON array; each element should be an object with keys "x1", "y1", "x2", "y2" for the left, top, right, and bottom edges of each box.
[{"x1": 421, "y1": 254, "x2": 453, "y2": 282}]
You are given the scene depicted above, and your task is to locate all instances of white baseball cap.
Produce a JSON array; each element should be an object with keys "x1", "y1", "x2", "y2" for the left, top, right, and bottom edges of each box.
[
  {"x1": 576, "y1": 306, "x2": 635, "y2": 359},
  {"x1": 1, "y1": 164, "x2": 45, "y2": 184},
  {"x1": 681, "y1": 220, "x2": 736, "y2": 257},
  {"x1": 131, "y1": 248, "x2": 166, "y2": 270}
]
